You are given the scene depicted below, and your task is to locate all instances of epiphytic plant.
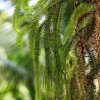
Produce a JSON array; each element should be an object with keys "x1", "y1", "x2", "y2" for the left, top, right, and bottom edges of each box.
[{"x1": 13, "y1": 0, "x2": 100, "y2": 99}]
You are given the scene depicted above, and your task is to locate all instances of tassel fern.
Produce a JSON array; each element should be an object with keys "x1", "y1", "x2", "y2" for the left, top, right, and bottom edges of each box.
[{"x1": 13, "y1": 0, "x2": 100, "y2": 100}]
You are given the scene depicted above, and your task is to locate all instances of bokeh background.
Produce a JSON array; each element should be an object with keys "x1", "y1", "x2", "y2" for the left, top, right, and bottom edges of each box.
[{"x1": 0, "y1": 0, "x2": 39, "y2": 100}]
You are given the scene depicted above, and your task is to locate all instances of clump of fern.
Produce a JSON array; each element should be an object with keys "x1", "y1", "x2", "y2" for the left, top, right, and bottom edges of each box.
[{"x1": 13, "y1": 0, "x2": 99, "y2": 100}]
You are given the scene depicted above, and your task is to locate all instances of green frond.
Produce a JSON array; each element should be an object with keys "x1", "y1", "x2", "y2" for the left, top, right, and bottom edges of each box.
[
  {"x1": 13, "y1": 0, "x2": 98, "y2": 100},
  {"x1": 63, "y1": 3, "x2": 94, "y2": 44}
]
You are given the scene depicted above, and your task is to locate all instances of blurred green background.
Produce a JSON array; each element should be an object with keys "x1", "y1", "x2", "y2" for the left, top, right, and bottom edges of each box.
[{"x1": 0, "y1": 0, "x2": 39, "y2": 100}]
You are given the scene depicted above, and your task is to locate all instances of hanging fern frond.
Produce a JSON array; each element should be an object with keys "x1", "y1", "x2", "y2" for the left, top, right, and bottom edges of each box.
[{"x1": 13, "y1": 0, "x2": 100, "y2": 99}]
